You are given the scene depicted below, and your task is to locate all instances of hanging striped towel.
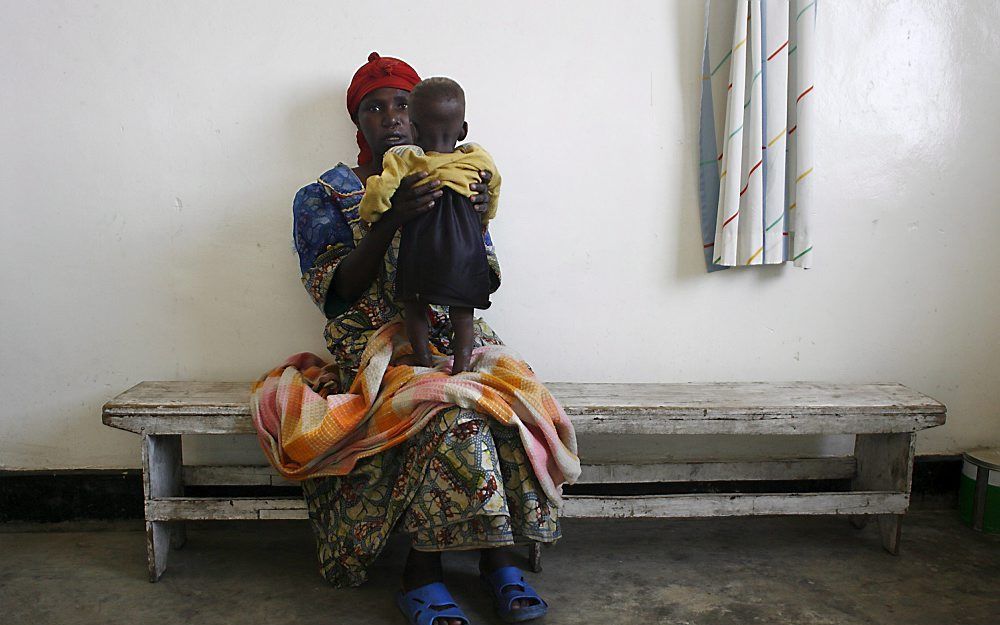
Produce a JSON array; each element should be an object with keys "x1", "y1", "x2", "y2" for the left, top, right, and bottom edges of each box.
[{"x1": 698, "y1": 0, "x2": 817, "y2": 270}]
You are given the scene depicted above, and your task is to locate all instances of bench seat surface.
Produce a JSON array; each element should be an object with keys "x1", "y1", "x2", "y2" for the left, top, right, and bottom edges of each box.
[{"x1": 103, "y1": 381, "x2": 945, "y2": 436}]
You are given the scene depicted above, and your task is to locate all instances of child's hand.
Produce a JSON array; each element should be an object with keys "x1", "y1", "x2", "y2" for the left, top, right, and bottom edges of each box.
[{"x1": 470, "y1": 171, "x2": 492, "y2": 214}]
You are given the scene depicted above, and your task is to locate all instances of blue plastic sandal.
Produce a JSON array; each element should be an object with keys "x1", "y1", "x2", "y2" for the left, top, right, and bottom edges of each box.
[
  {"x1": 395, "y1": 582, "x2": 470, "y2": 625},
  {"x1": 480, "y1": 566, "x2": 549, "y2": 623}
]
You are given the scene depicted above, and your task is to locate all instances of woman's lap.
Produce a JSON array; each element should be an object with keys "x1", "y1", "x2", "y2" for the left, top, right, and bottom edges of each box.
[{"x1": 301, "y1": 405, "x2": 560, "y2": 587}]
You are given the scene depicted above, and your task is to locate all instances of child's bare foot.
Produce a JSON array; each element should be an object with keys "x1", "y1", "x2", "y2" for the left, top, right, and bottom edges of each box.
[
  {"x1": 404, "y1": 301, "x2": 433, "y2": 367},
  {"x1": 410, "y1": 344, "x2": 433, "y2": 368},
  {"x1": 395, "y1": 353, "x2": 430, "y2": 367}
]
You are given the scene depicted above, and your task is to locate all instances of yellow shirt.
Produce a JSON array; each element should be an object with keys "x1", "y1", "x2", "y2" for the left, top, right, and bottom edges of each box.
[{"x1": 359, "y1": 143, "x2": 501, "y2": 225}]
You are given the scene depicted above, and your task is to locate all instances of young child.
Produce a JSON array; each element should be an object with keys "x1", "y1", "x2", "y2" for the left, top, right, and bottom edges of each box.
[{"x1": 359, "y1": 77, "x2": 501, "y2": 374}]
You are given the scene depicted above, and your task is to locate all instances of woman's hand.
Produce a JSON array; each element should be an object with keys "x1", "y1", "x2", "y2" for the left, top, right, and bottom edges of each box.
[
  {"x1": 332, "y1": 173, "x2": 440, "y2": 303},
  {"x1": 470, "y1": 170, "x2": 493, "y2": 214},
  {"x1": 383, "y1": 172, "x2": 442, "y2": 228}
]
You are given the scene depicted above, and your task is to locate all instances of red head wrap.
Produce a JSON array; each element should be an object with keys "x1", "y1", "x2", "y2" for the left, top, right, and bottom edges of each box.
[{"x1": 346, "y1": 52, "x2": 421, "y2": 166}]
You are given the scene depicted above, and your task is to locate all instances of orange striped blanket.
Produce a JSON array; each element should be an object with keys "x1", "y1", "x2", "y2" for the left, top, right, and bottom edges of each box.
[{"x1": 250, "y1": 322, "x2": 580, "y2": 505}]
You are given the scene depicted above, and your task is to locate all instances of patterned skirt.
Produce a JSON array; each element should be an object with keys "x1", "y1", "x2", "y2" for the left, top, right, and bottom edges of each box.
[{"x1": 301, "y1": 405, "x2": 561, "y2": 588}]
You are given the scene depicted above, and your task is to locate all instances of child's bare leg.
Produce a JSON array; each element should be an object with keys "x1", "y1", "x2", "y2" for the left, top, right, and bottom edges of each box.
[
  {"x1": 403, "y1": 301, "x2": 433, "y2": 367},
  {"x1": 450, "y1": 306, "x2": 474, "y2": 374}
]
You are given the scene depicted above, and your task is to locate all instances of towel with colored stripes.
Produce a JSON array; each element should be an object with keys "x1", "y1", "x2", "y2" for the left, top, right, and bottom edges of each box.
[{"x1": 250, "y1": 321, "x2": 580, "y2": 506}]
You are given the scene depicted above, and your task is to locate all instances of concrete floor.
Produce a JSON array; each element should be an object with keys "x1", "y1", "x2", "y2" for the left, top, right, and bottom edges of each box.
[{"x1": 1, "y1": 511, "x2": 997, "y2": 625}]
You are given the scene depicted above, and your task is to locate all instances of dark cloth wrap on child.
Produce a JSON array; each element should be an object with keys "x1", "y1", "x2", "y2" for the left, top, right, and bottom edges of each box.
[{"x1": 395, "y1": 188, "x2": 493, "y2": 309}]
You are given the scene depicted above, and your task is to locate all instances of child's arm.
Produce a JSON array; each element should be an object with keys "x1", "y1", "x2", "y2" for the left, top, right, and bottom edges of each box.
[{"x1": 360, "y1": 146, "x2": 433, "y2": 223}]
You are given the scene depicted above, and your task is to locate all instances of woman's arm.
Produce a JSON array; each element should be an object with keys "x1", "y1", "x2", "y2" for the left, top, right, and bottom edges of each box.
[{"x1": 331, "y1": 172, "x2": 443, "y2": 302}]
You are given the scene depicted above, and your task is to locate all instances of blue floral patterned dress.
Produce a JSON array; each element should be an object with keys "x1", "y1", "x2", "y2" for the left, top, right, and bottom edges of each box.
[{"x1": 291, "y1": 163, "x2": 560, "y2": 588}]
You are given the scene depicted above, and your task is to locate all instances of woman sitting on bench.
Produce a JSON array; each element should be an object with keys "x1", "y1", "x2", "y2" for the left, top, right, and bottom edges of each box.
[{"x1": 289, "y1": 52, "x2": 560, "y2": 625}]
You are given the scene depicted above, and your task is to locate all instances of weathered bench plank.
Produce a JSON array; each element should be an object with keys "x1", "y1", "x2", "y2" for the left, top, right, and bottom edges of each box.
[
  {"x1": 104, "y1": 381, "x2": 946, "y2": 435},
  {"x1": 578, "y1": 457, "x2": 856, "y2": 483},
  {"x1": 183, "y1": 456, "x2": 857, "y2": 487},
  {"x1": 145, "y1": 491, "x2": 908, "y2": 522},
  {"x1": 562, "y1": 491, "x2": 910, "y2": 518},
  {"x1": 185, "y1": 465, "x2": 295, "y2": 486},
  {"x1": 147, "y1": 497, "x2": 309, "y2": 521}
]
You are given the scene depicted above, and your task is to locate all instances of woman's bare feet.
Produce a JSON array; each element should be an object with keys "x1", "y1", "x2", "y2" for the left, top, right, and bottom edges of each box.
[
  {"x1": 402, "y1": 548, "x2": 464, "y2": 625},
  {"x1": 479, "y1": 546, "x2": 541, "y2": 612}
]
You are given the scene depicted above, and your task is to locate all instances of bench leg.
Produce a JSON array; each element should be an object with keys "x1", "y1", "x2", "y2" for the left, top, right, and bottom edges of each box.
[
  {"x1": 852, "y1": 432, "x2": 914, "y2": 555},
  {"x1": 142, "y1": 434, "x2": 184, "y2": 582},
  {"x1": 528, "y1": 542, "x2": 542, "y2": 573},
  {"x1": 876, "y1": 515, "x2": 903, "y2": 555},
  {"x1": 170, "y1": 522, "x2": 187, "y2": 550}
]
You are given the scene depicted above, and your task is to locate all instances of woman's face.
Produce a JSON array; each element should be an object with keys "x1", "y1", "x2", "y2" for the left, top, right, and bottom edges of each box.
[{"x1": 354, "y1": 87, "x2": 413, "y2": 157}]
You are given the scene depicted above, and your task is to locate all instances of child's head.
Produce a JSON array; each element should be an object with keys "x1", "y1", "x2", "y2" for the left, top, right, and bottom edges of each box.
[{"x1": 408, "y1": 77, "x2": 468, "y2": 153}]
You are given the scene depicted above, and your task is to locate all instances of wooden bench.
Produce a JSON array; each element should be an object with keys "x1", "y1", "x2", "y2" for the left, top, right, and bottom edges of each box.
[{"x1": 103, "y1": 381, "x2": 946, "y2": 581}]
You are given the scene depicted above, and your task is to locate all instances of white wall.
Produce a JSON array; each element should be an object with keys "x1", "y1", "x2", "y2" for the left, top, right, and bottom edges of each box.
[{"x1": 2, "y1": 1, "x2": 998, "y2": 470}]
